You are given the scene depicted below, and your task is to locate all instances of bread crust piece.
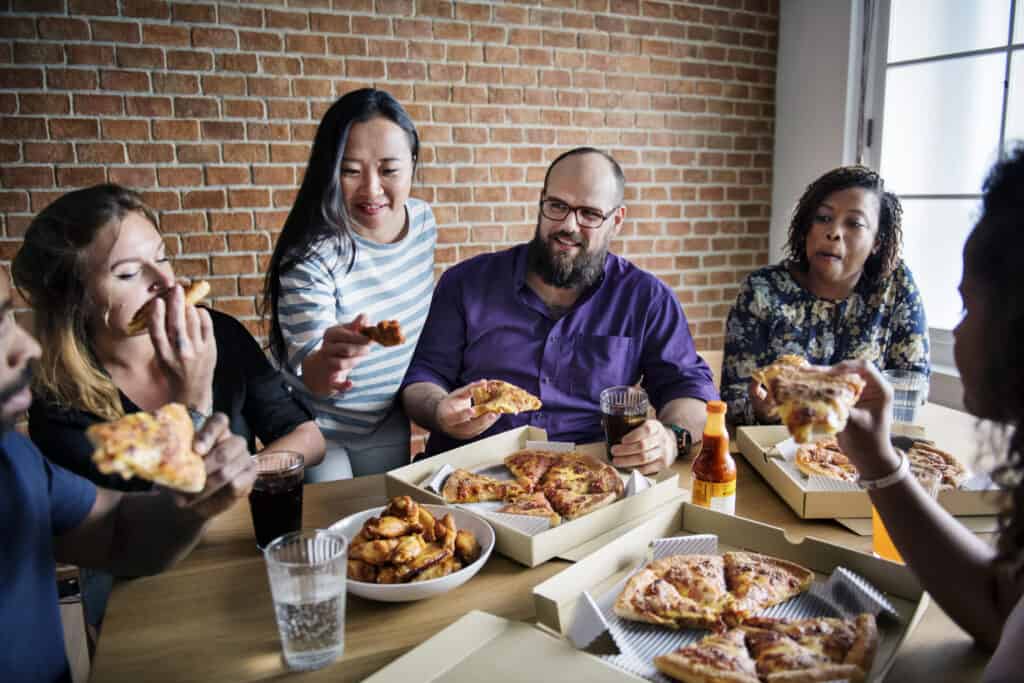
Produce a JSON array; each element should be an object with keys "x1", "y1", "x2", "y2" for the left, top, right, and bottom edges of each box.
[
  {"x1": 360, "y1": 319, "x2": 405, "y2": 347},
  {"x1": 794, "y1": 439, "x2": 858, "y2": 483},
  {"x1": 614, "y1": 555, "x2": 732, "y2": 631},
  {"x1": 470, "y1": 379, "x2": 542, "y2": 417},
  {"x1": 503, "y1": 449, "x2": 560, "y2": 492},
  {"x1": 723, "y1": 552, "x2": 814, "y2": 624},
  {"x1": 87, "y1": 402, "x2": 206, "y2": 493},
  {"x1": 441, "y1": 468, "x2": 524, "y2": 503},
  {"x1": 654, "y1": 628, "x2": 760, "y2": 683},
  {"x1": 126, "y1": 280, "x2": 210, "y2": 335},
  {"x1": 498, "y1": 491, "x2": 562, "y2": 526}
]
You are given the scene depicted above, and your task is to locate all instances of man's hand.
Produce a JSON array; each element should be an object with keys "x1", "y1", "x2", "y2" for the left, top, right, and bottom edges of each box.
[
  {"x1": 435, "y1": 380, "x2": 500, "y2": 440},
  {"x1": 301, "y1": 314, "x2": 372, "y2": 397},
  {"x1": 610, "y1": 419, "x2": 676, "y2": 474},
  {"x1": 176, "y1": 413, "x2": 257, "y2": 520}
]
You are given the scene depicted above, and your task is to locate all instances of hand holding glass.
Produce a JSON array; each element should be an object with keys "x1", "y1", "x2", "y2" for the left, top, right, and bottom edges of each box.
[{"x1": 600, "y1": 386, "x2": 649, "y2": 459}]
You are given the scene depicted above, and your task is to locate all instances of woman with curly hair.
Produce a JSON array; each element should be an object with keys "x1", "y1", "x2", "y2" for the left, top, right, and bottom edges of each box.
[
  {"x1": 721, "y1": 166, "x2": 929, "y2": 424},
  {"x1": 834, "y1": 146, "x2": 1024, "y2": 680}
]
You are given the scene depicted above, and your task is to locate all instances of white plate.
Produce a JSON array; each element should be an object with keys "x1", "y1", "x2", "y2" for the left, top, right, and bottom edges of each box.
[{"x1": 328, "y1": 504, "x2": 495, "y2": 602}]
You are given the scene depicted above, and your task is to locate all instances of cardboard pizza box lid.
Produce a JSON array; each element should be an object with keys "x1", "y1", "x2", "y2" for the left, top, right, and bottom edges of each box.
[{"x1": 385, "y1": 426, "x2": 682, "y2": 567}]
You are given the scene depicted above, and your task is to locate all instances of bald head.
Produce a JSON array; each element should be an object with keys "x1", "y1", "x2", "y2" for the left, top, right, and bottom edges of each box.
[{"x1": 542, "y1": 147, "x2": 624, "y2": 206}]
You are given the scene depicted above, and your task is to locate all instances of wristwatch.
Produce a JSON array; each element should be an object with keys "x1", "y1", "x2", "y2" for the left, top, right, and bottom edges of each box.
[{"x1": 662, "y1": 422, "x2": 693, "y2": 456}]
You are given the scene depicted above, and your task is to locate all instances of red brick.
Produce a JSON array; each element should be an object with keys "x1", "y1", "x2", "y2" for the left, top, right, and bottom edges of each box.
[
  {"x1": 183, "y1": 234, "x2": 227, "y2": 253},
  {"x1": 247, "y1": 77, "x2": 290, "y2": 97},
  {"x1": 293, "y1": 78, "x2": 333, "y2": 98},
  {"x1": 173, "y1": 2, "x2": 215, "y2": 22},
  {"x1": 127, "y1": 143, "x2": 173, "y2": 163},
  {"x1": 19, "y1": 94, "x2": 69, "y2": 115},
  {"x1": 153, "y1": 120, "x2": 200, "y2": 141},
  {"x1": 1, "y1": 166, "x2": 54, "y2": 188},
  {"x1": 0, "y1": 16, "x2": 36, "y2": 39},
  {"x1": 201, "y1": 75, "x2": 245, "y2": 95},
  {"x1": 23, "y1": 142, "x2": 71, "y2": 163},
  {"x1": 14, "y1": 42, "x2": 64, "y2": 64},
  {"x1": 176, "y1": 144, "x2": 219, "y2": 162},
  {"x1": 224, "y1": 144, "x2": 268, "y2": 163},
  {"x1": 249, "y1": 123, "x2": 291, "y2": 141},
  {"x1": 48, "y1": 118, "x2": 98, "y2": 140},
  {"x1": 193, "y1": 27, "x2": 237, "y2": 49},
  {"x1": 311, "y1": 12, "x2": 350, "y2": 33},
  {"x1": 239, "y1": 31, "x2": 283, "y2": 52},
  {"x1": 228, "y1": 188, "x2": 270, "y2": 208},
  {"x1": 77, "y1": 142, "x2": 125, "y2": 163},
  {"x1": 100, "y1": 69, "x2": 149, "y2": 91},
  {"x1": 153, "y1": 72, "x2": 199, "y2": 94},
  {"x1": 91, "y1": 20, "x2": 140, "y2": 42},
  {"x1": 183, "y1": 189, "x2": 225, "y2": 209},
  {"x1": 56, "y1": 166, "x2": 106, "y2": 187},
  {"x1": 73, "y1": 94, "x2": 121, "y2": 116},
  {"x1": 116, "y1": 46, "x2": 164, "y2": 69},
  {"x1": 64, "y1": 45, "x2": 114, "y2": 66},
  {"x1": 158, "y1": 167, "x2": 203, "y2": 186},
  {"x1": 123, "y1": 0, "x2": 170, "y2": 18},
  {"x1": 209, "y1": 212, "x2": 253, "y2": 232},
  {"x1": 174, "y1": 97, "x2": 218, "y2": 118},
  {"x1": 266, "y1": 9, "x2": 309, "y2": 30},
  {"x1": 205, "y1": 166, "x2": 250, "y2": 185},
  {"x1": 143, "y1": 24, "x2": 189, "y2": 46},
  {"x1": 167, "y1": 50, "x2": 214, "y2": 72},
  {"x1": 108, "y1": 166, "x2": 157, "y2": 188},
  {"x1": 223, "y1": 98, "x2": 264, "y2": 119},
  {"x1": 160, "y1": 212, "x2": 206, "y2": 233},
  {"x1": 352, "y1": 16, "x2": 390, "y2": 35},
  {"x1": 212, "y1": 254, "x2": 255, "y2": 275},
  {"x1": 126, "y1": 96, "x2": 172, "y2": 117}
]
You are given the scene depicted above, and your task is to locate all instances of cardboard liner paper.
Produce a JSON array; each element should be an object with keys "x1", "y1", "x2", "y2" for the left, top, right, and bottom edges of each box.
[
  {"x1": 422, "y1": 444, "x2": 653, "y2": 536},
  {"x1": 568, "y1": 534, "x2": 899, "y2": 683}
]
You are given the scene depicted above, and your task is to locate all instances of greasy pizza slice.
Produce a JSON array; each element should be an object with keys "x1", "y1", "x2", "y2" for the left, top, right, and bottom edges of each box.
[
  {"x1": 127, "y1": 280, "x2": 211, "y2": 335},
  {"x1": 441, "y1": 468, "x2": 525, "y2": 503},
  {"x1": 743, "y1": 626, "x2": 863, "y2": 682},
  {"x1": 497, "y1": 492, "x2": 562, "y2": 527},
  {"x1": 758, "y1": 363, "x2": 866, "y2": 444},
  {"x1": 907, "y1": 442, "x2": 969, "y2": 490},
  {"x1": 545, "y1": 488, "x2": 618, "y2": 520},
  {"x1": 503, "y1": 449, "x2": 560, "y2": 492},
  {"x1": 539, "y1": 452, "x2": 625, "y2": 498},
  {"x1": 723, "y1": 551, "x2": 814, "y2": 625},
  {"x1": 614, "y1": 554, "x2": 733, "y2": 631},
  {"x1": 750, "y1": 354, "x2": 811, "y2": 388},
  {"x1": 360, "y1": 319, "x2": 405, "y2": 347},
  {"x1": 88, "y1": 402, "x2": 206, "y2": 493},
  {"x1": 794, "y1": 438, "x2": 859, "y2": 483},
  {"x1": 744, "y1": 613, "x2": 878, "y2": 679},
  {"x1": 471, "y1": 379, "x2": 542, "y2": 417},
  {"x1": 654, "y1": 628, "x2": 760, "y2": 683}
]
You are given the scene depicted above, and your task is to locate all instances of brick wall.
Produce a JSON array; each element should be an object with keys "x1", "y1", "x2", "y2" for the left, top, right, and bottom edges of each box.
[{"x1": 0, "y1": 0, "x2": 777, "y2": 355}]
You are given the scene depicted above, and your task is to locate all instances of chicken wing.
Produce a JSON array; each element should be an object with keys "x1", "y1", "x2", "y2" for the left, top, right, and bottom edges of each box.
[
  {"x1": 391, "y1": 534, "x2": 426, "y2": 565},
  {"x1": 364, "y1": 515, "x2": 417, "y2": 539},
  {"x1": 347, "y1": 559, "x2": 377, "y2": 582},
  {"x1": 349, "y1": 538, "x2": 400, "y2": 565},
  {"x1": 411, "y1": 557, "x2": 462, "y2": 582},
  {"x1": 454, "y1": 529, "x2": 481, "y2": 565}
]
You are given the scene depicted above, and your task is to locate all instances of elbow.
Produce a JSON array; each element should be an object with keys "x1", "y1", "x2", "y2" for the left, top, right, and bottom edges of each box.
[{"x1": 295, "y1": 422, "x2": 326, "y2": 468}]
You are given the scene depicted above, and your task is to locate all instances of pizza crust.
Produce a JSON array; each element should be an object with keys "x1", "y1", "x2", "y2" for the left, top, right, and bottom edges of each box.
[{"x1": 127, "y1": 280, "x2": 210, "y2": 335}]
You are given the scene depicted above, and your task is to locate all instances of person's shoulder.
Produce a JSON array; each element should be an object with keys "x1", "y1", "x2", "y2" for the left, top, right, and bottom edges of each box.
[
  {"x1": 2, "y1": 429, "x2": 41, "y2": 459},
  {"x1": 607, "y1": 254, "x2": 679, "y2": 301},
  {"x1": 206, "y1": 307, "x2": 257, "y2": 343},
  {"x1": 406, "y1": 196, "x2": 436, "y2": 225}
]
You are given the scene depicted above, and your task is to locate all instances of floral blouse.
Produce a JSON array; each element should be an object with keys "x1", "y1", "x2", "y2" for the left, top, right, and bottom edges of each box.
[{"x1": 722, "y1": 260, "x2": 930, "y2": 425}]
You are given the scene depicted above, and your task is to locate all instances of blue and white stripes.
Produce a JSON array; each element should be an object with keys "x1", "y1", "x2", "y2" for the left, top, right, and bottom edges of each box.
[{"x1": 277, "y1": 198, "x2": 437, "y2": 443}]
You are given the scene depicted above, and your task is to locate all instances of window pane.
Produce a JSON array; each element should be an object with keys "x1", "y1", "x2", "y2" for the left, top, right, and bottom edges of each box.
[
  {"x1": 900, "y1": 199, "x2": 980, "y2": 330},
  {"x1": 880, "y1": 54, "x2": 1004, "y2": 195},
  {"x1": 888, "y1": 0, "x2": 1011, "y2": 63},
  {"x1": 1007, "y1": 52, "x2": 1024, "y2": 148}
]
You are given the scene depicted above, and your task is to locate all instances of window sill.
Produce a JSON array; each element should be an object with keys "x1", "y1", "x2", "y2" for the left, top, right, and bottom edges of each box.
[{"x1": 928, "y1": 363, "x2": 963, "y2": 412}]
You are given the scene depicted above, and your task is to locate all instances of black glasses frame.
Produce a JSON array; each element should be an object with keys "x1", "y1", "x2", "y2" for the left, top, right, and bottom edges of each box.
[{"x1": 539, "y1": 198, "x2": 618, "y2": 229}]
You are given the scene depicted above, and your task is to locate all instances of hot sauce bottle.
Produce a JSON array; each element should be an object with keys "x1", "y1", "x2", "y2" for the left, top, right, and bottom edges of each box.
[{"x1": 691, "y1": 400, "x2": 736, "y2": 514}]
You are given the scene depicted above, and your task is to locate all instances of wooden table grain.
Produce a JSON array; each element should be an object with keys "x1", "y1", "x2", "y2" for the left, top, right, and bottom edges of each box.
[{"x1": 91, "y1": 405, "x2": 993, "y2": 682}]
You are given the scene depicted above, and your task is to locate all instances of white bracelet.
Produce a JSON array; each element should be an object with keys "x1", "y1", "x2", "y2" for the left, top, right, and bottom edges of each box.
[{"x1": 856, "y1": 450, "x2": 910, "y2": 491}]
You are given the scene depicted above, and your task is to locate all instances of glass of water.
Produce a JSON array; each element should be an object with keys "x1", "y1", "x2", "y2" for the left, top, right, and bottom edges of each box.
[
  {"x1": 883, "y1": 369, "x2": 929, "y2": 424},
  {"x1": 263, "y1": 530, "x2": 347, "y2": 671}
]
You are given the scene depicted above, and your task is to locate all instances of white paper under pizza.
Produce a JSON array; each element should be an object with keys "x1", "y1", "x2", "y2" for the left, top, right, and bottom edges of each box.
[
  {"x1": 567, "y1": 534, "x2": 897, "y2": 683},
  {"x1": 423, "y1": 441, "x2": 652, "y2": 536}
]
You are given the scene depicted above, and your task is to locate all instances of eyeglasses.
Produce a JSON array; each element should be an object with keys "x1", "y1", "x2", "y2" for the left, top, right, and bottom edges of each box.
[{"x1": 539, "y1": 198, "x2": 618, "y2": 230}]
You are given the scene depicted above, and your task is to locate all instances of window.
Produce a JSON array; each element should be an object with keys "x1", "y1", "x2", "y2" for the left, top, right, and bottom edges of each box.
[{"x1": 865, "y1": 0, "x2": 1021, "y2": 364}]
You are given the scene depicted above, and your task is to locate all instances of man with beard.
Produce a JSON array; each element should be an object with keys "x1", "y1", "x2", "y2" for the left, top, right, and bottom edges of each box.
[
  {"x1": 0, "y1": 275, "x2": 257, "y2": 682},
  {"x1": 401, "y1": 147, "x2": 716, "y2": 473}
]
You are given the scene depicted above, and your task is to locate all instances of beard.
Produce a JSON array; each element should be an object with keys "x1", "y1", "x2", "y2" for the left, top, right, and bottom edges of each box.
[
  {"x1": 526, "y1": 222, "x2": 607, "y2": 289},
  {"x1": 0, "y1": 366, "x2": 32, "y2": 433}
]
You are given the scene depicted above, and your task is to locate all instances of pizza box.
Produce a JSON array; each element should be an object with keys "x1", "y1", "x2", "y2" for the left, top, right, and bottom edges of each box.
[
  {"x1": 363, "y1": 610, "x2": 645, "y2": 683},
  {"x1": 385, "y1": 426, "x2": 682, "y2": 567},
  {"x1": 736, "y1": 425, "x2": 1006, "y2": 519},
  {"x1": 532, "y1": 496, "x2": 930, "y2": 682}
]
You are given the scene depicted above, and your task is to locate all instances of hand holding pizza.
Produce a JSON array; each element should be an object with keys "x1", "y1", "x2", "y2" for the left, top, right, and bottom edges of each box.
[
  {"x1": 149, "y1": 283, "x2": 217, "y2": 414},
  {"x1": 175, "y1": 413, "x2": 257, "y2": 520},
  {"x1": 610, "y1": 419, "x2": 676, "y2": 474},
  {"x1": 435, "y1": 381, "x2": 501, "y2": 440},
  {"x1": 748, "y1": 379, "x2": 777, "y2": 422},
  {"x1": 301, "y1": 314, "x2": 372, "y2": 397},
  {"x1": 831, "y1": 359, "x2": 902, "y2": 480}
]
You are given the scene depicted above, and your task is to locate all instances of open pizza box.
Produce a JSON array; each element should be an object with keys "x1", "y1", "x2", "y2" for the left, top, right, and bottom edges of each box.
[
  {"x1": 532, "y1": 496, "x2": 931, "y2": 682},
  {"x1": 385, "y1": 426, "x2": 682, "y2": 567},
  {"x1": 736, "y1": 425, "x2": 1005, "y2": 522}
]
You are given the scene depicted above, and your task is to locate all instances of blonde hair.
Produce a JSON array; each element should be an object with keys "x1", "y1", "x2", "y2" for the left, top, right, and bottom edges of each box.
[{"x1": 13, "y1": 184, "x2": 159, "y2": 420}]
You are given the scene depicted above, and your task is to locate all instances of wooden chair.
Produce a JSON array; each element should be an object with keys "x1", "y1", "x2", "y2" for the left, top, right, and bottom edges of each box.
[
  {"x1": 700, "y1": 349, "x2": 723, "y2": 392},
  {"x1": 56, "y1": 564, "x2": 91, "y2": 683}
]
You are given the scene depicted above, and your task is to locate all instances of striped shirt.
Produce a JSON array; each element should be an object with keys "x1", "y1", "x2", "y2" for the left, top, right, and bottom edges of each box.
[{"x1": 277, "y1": 198, "x2": 437, "y2": 444}]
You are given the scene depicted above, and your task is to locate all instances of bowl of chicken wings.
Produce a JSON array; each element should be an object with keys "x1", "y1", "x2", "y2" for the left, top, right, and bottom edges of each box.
[{"x1": 328, "y1": 496, "x2": 495, "y2": 602}]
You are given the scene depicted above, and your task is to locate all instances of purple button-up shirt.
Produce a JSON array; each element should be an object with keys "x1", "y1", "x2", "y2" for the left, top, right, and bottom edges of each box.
[{"x1": 401, "y1": 244, "x2": 718, "y2": 455}]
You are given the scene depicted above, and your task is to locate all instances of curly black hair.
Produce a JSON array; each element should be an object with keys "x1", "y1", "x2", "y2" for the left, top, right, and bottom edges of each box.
[
  {"x1": 785, "y1": 165, "x2": 904, "y2": 286},
  {"x1": 963, "y1": 144, "x2": 1024, "y2": 564}
]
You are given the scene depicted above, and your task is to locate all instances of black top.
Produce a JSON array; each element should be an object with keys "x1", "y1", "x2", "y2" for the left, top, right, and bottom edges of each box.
[{"x1": 29, "y1": 308, "x2": 315, "y2": 491}]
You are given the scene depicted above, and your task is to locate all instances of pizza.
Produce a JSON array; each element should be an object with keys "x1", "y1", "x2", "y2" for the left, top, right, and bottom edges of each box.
[
  {"x1": 87, "y1": 402, "x2": 206, "y2": 493},
  {"x1": 498, "y1": 492, "x2": 562, "y2": 526},
  {"x1": 615, "y1": 552, "x2": 813, "y2": 632},
  {"x1": 615, "y1": 554, "x2": 734, "y2": 631},
  {"x1": 360, "y1": 319, "x2": 405, "y2": 347},
  {"x1": 545, "y1": 488, "x2": 619, "y2": 520},
  {"x1": 655, "y1": 614, "x2": 877, "y2": 683},
  {"x1": 906, "y1": 442, "x2": 969, "y2": 490},
  {"x1": 127, "y1": 280, "x2": 211, "y2": 335},
  {"x1": 470, "y1": 379, "x2": 542, "y2": 417},
  {"x1": 752, "y1": 356, "x2": 865, "y2": 443},
  {"x1": 654, "y1": 627, "x2": 760, "y2": 683},
  {"x1": 794, "y1": 438, "x2": 858, "y2": 483},
  {"x1": 539, "y1": 452, "x2": 624, "y2": 498},
  {"x1": 504, "y1": 449, "x2": 559, "y2": 491},
  {"x1": 441, "y1": 468, "x2": 525, "y2": 503}
]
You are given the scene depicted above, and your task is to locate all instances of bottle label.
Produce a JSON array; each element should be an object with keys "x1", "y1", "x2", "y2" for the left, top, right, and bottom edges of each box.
[{"x1": 692, "y1": 479, "x2": 736, "y2": 515}]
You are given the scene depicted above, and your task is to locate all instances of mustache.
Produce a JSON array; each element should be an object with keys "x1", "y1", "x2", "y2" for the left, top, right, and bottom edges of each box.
[
  {"x1": 0, "y1": 366, "x2": 32, "y2": 405},
  {"x1": 549, "y1": 231, "x2": 584, "y2": 247}
]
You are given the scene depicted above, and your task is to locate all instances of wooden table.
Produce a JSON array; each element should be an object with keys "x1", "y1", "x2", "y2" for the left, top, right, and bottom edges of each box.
[{"x1": 91, "y1": 406, "x2": 993, "y2": 682}]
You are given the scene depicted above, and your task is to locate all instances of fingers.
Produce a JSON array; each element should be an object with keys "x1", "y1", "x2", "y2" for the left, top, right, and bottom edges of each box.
[
  {"x1": 185, "y1": 432, "x2": 257, "y2": 516},
  {"x1": 749, "y1": 379, "x2": 768, "y2": 402},
  {"x1": 611, "y1": 420, "x2": 664, "y2": 468},
  {"x1": 149, "y1": 298, "x2": 174, "y2": 362},
  {"x1": 164, "y1": 285, "x2": 190, "y2": 353},
  {"x1": 193, "y1": 412, "x2": 230, "y2": 455}
]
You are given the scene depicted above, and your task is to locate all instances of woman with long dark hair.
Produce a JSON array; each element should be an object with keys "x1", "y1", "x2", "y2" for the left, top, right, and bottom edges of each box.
[{"x1": 263, "y1": 88, "x2": 436, "y2": 480}]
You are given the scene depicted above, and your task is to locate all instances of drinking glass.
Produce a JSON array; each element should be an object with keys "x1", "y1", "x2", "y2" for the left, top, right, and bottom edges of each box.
[
  {"x1": 883, "y1": 369, "x2": 929, "y2": 424},
  {"x1": 600, "y1": 386, "x2": 649, "y2": 458},
  {"x1": 250, "y1": 451, "x2": 304, "y2": 549},
  {"x1": 872, "y1": 466, "x2": 941, "y2": 562},
  {"x1": 264, "y1": 530, "x2": 348, "y2": 671}
]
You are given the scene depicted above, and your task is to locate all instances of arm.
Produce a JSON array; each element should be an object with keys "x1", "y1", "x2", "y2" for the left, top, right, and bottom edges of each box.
[
  {"x1": 402, "y1": 380, "x2": 499, "y2": 441},
  {"x1": 260, "y1": 422, "x2": 325, "y2": 467},
  {"x1": 883, "y1": 263, "x2": 931, "y2": 375},
  {"x1": 836, "y1": 360, "x2": 1011, "y2": 650},
  {"x1": 721, "y1": 276, "x2": 775, "y2": 425},
  {"x1": 54, "y1": 413, "x2": 256, "y2": 576}
]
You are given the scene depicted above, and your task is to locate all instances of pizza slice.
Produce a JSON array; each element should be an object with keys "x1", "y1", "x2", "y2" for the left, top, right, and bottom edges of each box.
[
  {"x1": 360, "y1": 319, "x2": 405, "y2": 347},
  {"x1": 753, "y1": 358, "x2": 866, "y2": 443},
  {"x1": 722, "y1": 551, "x2": 814, "y2": 625},
  {"x1": 470, "y1": 379, "x2": 542, "y2": 417},
  {"x1": 497, "y1": 492, "x2": 562, "y2": 527},
  {"x1": 750, "y1": 354, "x2": 811, "y2": 387},
  {"x1": 127, "y1": 280, "x2": 211, "y2": 335},
  {"x1": 907, "y1": 442, "x2": 969, "y2": 490},
  {"x1": 653, "y1": 628, "x2": 760, "y2": 683},
  {"x1": 440, "y1": 468, "x2": 524, "y2": 503},
  {"x1": 744, "y1": 613, "x2": 878, "y2": 679},
  {"x1": 794, "y1": 438, "x2": 859, "y2": 483},
  {"x1": 503, "y1": 449, "x2": 560, "y2": 492},
  {"x1": 743, "y1": 625, "x2": 863, "y2": 682},
  {"x1": 614, "y1": 555, "x2": 733, "y2": 631},
  {"x1": 545, "y1": 488, "x2": 618, "y2": 521},
  {"x1": 87, "y1": 402, "x2": 206, "y2": 493},
  {"x1": 539, "y1": 452, "x2": 624, "y2": 498}
]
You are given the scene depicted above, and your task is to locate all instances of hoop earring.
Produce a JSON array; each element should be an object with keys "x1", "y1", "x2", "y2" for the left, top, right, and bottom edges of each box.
[{"x1": 102, "y1": 306, "x2": 112, "y2": 329}]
